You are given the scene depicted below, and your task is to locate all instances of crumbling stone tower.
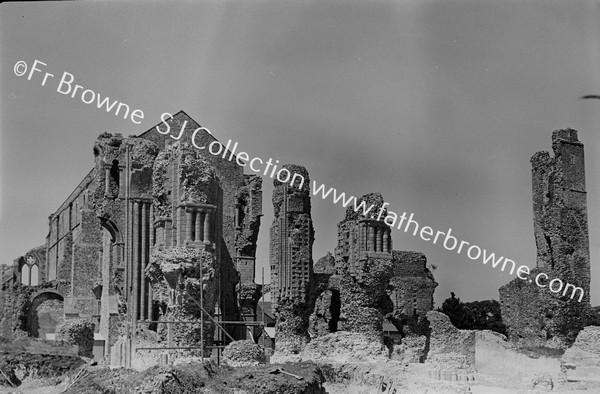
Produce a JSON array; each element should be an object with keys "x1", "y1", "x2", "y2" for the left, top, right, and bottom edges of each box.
[
  {"x1": 388, "y1": 251, "x2": 438, "y2": 336},
  {"x1": 309, "y1": 193, "x2": 437, "y2": 342},
  {"x1": 531, "y1": 129, "x2": 590, "y2": 298},
  {"x1": 334, "y1": 193, "x2": 395, "y2": 342},
  {"x1": 147, "y1": 141, "x2": 222, "y2": 354},
  {"x1": 500, "y1": 129, "x2": 590, "y2": 348},
  {"x1": 270, "y1": 165, "x2": 314, "y2": 355}
]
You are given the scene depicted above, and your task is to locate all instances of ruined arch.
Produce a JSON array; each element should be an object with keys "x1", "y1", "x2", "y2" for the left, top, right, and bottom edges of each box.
[
  {"x1": 99, "y1": 217, "x2": 123, "y2": 244},
  {"x1": 98, "y1": 217, "x2": 124, "y2": 296},
  {"x1": 28, "y1": 291, "x2": 65, "y2": 339},
  {"x1": 18, "y1": 257, "x2": 30, "y2": 286},
  {"x1": 17, "y1": 255, "x2": 39, "y2": 286}
]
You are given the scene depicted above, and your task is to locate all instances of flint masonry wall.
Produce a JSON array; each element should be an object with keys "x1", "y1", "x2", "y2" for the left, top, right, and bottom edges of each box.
[
  {"x1": 389, "y1": 251, "x2": 437, "y2": 336},
  {"x1": 8, "y1": 111, "x2": 264, "y2": 361},
  {"x1": 500, "y1": 129, "x2": 591, "y2": 348},
  {"x1": 270, "y1": 164, "x2": 314, "y2": 355},
  {"x1": 531, "y1": 129, "x2": 589, "y2": 301},
  {"x1": 335, "y1": 193, "x2": 394, "y2": 343},
  {"x1": 308, "y1": 197, "x2": 438, "y2": 342},
  {"x1": 140, "y1": 111, "x2": 254, "y2": 333}
]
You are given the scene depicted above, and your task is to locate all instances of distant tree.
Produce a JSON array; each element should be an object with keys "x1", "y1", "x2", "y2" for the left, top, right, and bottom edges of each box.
[
  {"x1": 437, "y1": 292, "x2": 507, "y2": 336},
  {"x1": 589, "y1": 306, "x2": 600, "y2": 326}
]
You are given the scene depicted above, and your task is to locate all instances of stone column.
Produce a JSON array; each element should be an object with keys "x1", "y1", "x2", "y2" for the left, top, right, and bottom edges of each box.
[
  {"x1": 204, "y1": 211, "x2": 211, "y2": 243},
  {"x1": 118, "y1": 164, "x2": 126, "y2": 199},
  {"x1": 383, "y1": 229, "x2": 389, "y2": 252},
  {"x1": 195, "y1": 211, "x2": 201, "y2": 242},
  {"x1": 186, "y1": 210, "x2": 193, "y2": 242},
  {"x1": 141, "y1": 202, "x2": 147, "y2": 320},
  {"x1": 368, "y1": 226, "x2": 374, "y2": 252},
  {"x1": 149, "y1": 206, "x2": 154, "y2": 248},
  {"x1": 113, "y1": 242, "x2": 123, "y2": 267},
  {"x1": 165, "y1": 220, "x2": 171, "y2": 247},
  {"x1": 198, "y1": 212, "x2": 205, "y2": 242},
  {"x1": 104, "y1": 165, "x2": 111, "y2": 197},
  {"x1": 359, "y1": 223, "x2": 365, "y2": 252},
  {"x1": 374, "y1": 227, "x2": 379, "y2": 252},
  {"x1": 132, "y1": 200, "x2": 140, "y2": 321}
]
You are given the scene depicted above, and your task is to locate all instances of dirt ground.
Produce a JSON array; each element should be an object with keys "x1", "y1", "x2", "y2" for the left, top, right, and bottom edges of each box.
[
  {"x1": 0, "y1": 362, "x2": 327, "y2": 394},
  {"x1": 0, "y1": 337, "x2": 597, "y2": 394}
]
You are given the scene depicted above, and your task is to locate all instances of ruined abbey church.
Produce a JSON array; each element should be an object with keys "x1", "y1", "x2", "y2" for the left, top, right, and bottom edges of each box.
[
  {"x1": 2, "y1": 111, "x2": 590, "y2": 370},
  {"x1": 0, "y1": 111, "x2": 263, "y2": 359},
  {"x1": 0, "y1": 111, "x2": 437, "y2": 363}
]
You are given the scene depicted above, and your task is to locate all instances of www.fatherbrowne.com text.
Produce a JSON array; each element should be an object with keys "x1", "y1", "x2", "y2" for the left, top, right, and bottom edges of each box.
[
  {"x1": 155, "y1": 115, "x2": 585, "y2": 303},
  {"x1": 15, "y1": 58, "x2": 584, "y2": 302}
]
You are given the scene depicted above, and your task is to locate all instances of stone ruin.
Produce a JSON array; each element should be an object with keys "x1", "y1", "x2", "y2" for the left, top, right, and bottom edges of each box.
[
  {"x1": 3, "y1": 109, "x2": 597, "y2": 392},
  {"x1": 499, "y1": 129, "x2": 591, "y2": 349},
  {"x1": 0, "y1": 110, "x2": 439, "y2": 368},
  {"x1": 269, "y1": 186, "x2": 438, "y2": 361},
  {"x1": 269, "y1": 164, "x2": 314, "y2": 357},
  {"x1": 0, "y1": 111, "x2": 264, "y2": 363}
]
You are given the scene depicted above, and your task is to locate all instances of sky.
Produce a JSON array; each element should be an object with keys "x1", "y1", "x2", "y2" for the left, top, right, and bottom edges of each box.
[{"x1": 1, "y1": 0, "x2": 599, "y2": 307}]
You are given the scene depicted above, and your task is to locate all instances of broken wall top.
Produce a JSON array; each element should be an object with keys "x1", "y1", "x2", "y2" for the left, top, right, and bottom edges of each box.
[
  {"x1": 343, "y1": 192, "x2": 386, "y2": 223},
  {"x1": 272, "y1": 164, "x2": 311, "y2": 216}
]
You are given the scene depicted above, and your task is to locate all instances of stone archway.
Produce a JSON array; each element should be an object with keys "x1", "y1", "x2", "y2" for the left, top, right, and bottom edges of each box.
[{"x1": 29, "y1": 292, "x2": 64, "y2": 339}]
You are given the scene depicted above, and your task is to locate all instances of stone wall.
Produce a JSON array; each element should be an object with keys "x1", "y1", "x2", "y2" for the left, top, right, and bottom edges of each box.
[
  {"x1": 4, "y1": 111, "x2": 264, "y2": 364},
  {"x1": 388, "y1": 251, "x2": 437, "y2": 336},
  {"x1": 28, "y1": 292, "x2": 64, "y2": 339},
  {"x1": 500, "y1": 129, "x2": 591, "y2": 349},
  {"x1": 335, "y1": 193, "x2": 394, "y2": 343},
  {"x1": 56, "y1": 318, "x2": 95, "y2": 357},
  {"x1": 235, "y1": 175, "x2": 263, "y2": 323},
  {"x1": 475, "y1": 329, "x2": 561, "y2": 382},
  {"x1": 561, "y1": 326, "x2": 600, "y2": 383},
  {"x1": 147, "y1": 247, "x2": 218, "y2": 357},
  {"x1": 0, "y1": 282, "x2": 33, "y2": 340},
  {"x1": 426, "y1": 311, "x2": 476, "y2": 366},
  {"x1": 270, "y1": 164, "x2": 314, "y2": 357},
  {"x1": 307, "y1": 195, "x2": 437, "y2": 348},
  {"x1": 141, "y1": 111, "x2": 249, "y2": 332}
]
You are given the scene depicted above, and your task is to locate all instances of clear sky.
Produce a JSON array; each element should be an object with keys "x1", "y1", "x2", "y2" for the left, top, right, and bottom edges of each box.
[{"x1": 1, "y1": 0, "x2": 599, "y2": 306}]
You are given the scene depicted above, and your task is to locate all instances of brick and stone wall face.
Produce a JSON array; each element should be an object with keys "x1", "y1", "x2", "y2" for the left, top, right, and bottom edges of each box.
[
  {"x1": 270, "y1": 165, "x2": 313, "y2": 306},
  {"x1": 28, "y1": 292, "x2": 64, "y2": 339},
  {"x1": 270, "y1": 165, "x2": 314, "y2": 354},
  {"x1": 0, "y1": 283, "x2": 33, "y2": 339},
  {"x1": 334, "y1": 193, "x2": 394, "y2": 343},
  {"x1": 426, "y1": 311, "x2": 476, "y2": 366},
  {"x1": 531, "y1": 129, "x2": 590, "y2": 296},
  {"x1": 388, "y1": 251, "x2": 437, "y2": 336},
  {"x1": 307, "y1": 194, "x2": 437, "y2": 344},
  {"x1": 46, "y1": 174, "x2": 93, "y2": 283},
  {"x1": 144, "y1": 112, "x2": 261, "y2": 330},
  {"x1": 71, "y1": 208, "x2": 103, "y2": 299},
  {"x1": 6, "y1": 111, "x2": 265, "y2": 358},
  {"x1": 147, "y1": 247, "x2": 218, "y2": 356},
  {"x1": 500, "y1": 129, "x2": 591, "y2": 349}
]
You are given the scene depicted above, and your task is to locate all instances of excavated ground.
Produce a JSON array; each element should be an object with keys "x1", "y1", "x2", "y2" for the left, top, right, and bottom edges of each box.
[
  {"x1": 0, "y1": 337, "x2": 84, "y2": 391},
  {"x1": 1, "y1": 336, "x2": 598, "y2": 394},
  {"x1": 1, "y1": 361, "x2": 327, "y2": 394},
  {"x1": 60, "y1": 362, "x2": 326, "y2": 394}
]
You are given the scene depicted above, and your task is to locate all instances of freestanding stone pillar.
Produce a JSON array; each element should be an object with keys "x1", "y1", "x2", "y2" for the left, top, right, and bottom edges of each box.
[
  {"x1": 270, "y1": 165, "x2": 314, "y2": 359},
  {"x1": 499, "y1": 129, "x2": 591, "y2": 348}
]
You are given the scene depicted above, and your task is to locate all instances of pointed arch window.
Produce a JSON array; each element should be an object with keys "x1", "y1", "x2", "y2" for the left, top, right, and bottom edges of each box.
[{"x1": 20, "y1": 256, "x2": 39, "y2": 286}]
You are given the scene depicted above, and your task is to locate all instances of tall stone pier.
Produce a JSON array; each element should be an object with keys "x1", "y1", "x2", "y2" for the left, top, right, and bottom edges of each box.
[
  {"x1": 270, "y1": 165, "x2": 314, "y2": 358},
  {"x1": 500, "y1": 129, "x2": 590, "y2": 348},
  {"x1": 334, "y1": 193, "x2": 395, "y2": 342}
]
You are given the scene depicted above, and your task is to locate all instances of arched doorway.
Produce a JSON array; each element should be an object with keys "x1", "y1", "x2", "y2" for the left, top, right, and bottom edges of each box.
[{"x1": 29, "y1": 292, "x2": 64, "y2": 339}]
